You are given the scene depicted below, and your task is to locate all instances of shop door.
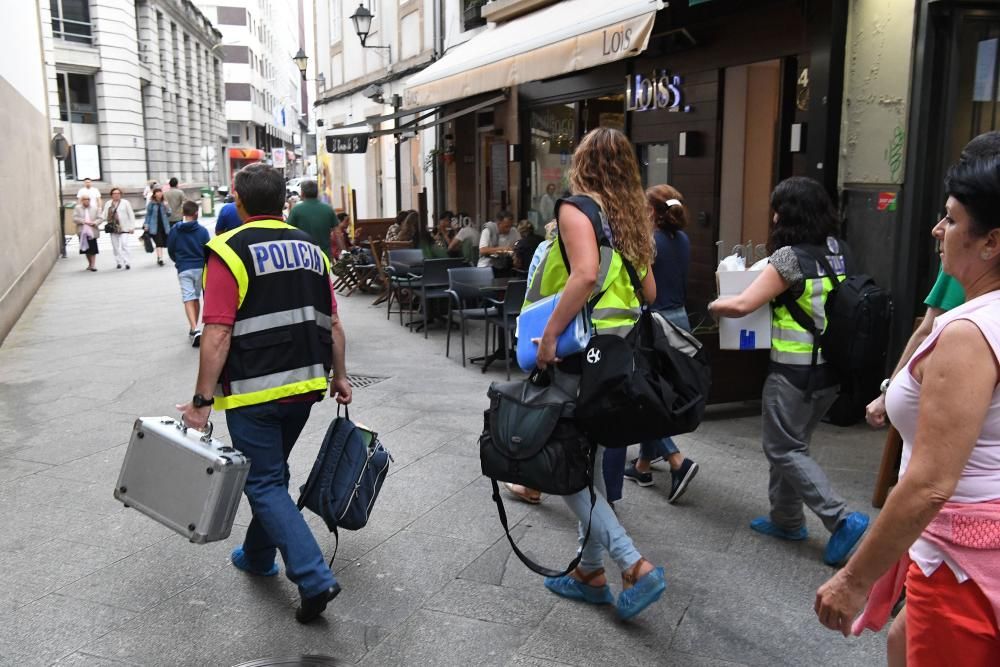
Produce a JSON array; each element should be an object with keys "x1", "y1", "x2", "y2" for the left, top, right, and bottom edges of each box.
[{"x1": 718, "y1": 59, "x2": 782, "y2": 262}]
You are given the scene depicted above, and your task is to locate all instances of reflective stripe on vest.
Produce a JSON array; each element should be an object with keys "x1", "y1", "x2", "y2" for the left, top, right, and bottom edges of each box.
[
  {"x1": 523, "y1": 236, "x2": 641, "y2": 335},
  {"x1": 232, "y1": 306, "x2": 333, "y2": 337},
  {"x1": 771, "y1": 274, "x2": 835, "y2": 365}
]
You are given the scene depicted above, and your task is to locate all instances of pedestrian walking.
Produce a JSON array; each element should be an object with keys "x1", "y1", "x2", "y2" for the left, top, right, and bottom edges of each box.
[
  {"x1": 708, "y1": 177, "x2": 869, "y2": 565},
  {"x1": 73, "y1": 195, "x2": 102, "y2": 272},
  {"x1": 623, "y1": 185, "x2": 700, "y2": 501},
  {"x1": 531, "y1": 127, "x2": 666, "y2": 620},
  {"x1": 164, "y1": 177, "x2": 185, "y2": 229},
  {"x1": 857, "y1": 131, "x2": 1000, "y2": 667},
  {"x1": 177, "y1": 162, "x2": 352, "y2": 624},
  {"x1": 286, "y1": 179, "x2": 339, "y2": 259},
  {"x1": 143, "y1": 180, "x2": 157, "y2": 204},
  {"x1": 816, "y1": 155, "x2": 1000, "y2": 665},
  {"x1": 167, "y1": 200, "x2": 210, "y2": 347},
  {"x1": 144, "y1": 188, "x2": 171, "y2": 266},
  {"x1": 102, "y1": 187, "x2": 136, "y2": 270},
  {"x1": 76, "y1": 178, "x2": 102, "y2": 210}
]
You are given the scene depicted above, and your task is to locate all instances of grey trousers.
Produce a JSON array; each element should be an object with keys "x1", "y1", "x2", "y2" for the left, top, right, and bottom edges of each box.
[{"x1": 761, "y1": 372, "x2": 847, "y2": 533}]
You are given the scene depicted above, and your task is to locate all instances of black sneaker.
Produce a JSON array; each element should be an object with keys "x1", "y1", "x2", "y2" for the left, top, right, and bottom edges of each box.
[
  {"x1": 623, "y1": 461, "x2": 654, "y2": 487},
  {"x1": 668, "y1": 459, "x2": 699, "y2": 503},
  {"x1": 295, "y1": 583, "x2": 341, "y2": 624},
  {"x1": 191, "y1": 331, "x2": 202, "y2": 348}
]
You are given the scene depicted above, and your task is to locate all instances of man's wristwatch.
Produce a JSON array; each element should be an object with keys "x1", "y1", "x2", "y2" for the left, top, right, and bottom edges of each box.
[
  {"x1": 192, "y1": 393, "x2": 214, "y2": 408},
  {"x1": 879, "y1": 378, "x2": 892, "y2": 395}
]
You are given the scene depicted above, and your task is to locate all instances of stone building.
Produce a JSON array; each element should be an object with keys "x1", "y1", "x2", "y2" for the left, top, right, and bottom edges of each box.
[{"x1": 41, "y1": 0, "x2": 227, "y2": 198}]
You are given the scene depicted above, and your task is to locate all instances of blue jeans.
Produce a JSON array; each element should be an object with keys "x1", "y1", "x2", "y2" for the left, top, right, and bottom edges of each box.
[
  {"x1": 563, "y1": 446, "x2": 642, "y2": 572},
  {"x1": 639, "y1": 306, "x2": 691, "y2": 464},
  {"x1": 226, "y1": 400, "x2": 335, "y2": 598}
]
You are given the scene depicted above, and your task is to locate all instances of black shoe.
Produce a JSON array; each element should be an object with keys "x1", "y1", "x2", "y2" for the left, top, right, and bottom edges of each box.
[
  {"x1": 116, "y1": 264, "x2": 122, "y2": 270},
  {"x1": 191, "y1": 331, "x2": 201, "y2": 348},
  {"x1": 668, "y1": 459, "x2": 699, "y2": 504},
  {"x1": 157, "y1": 259, "x2": 164, "y2": 266},
  {"x1": 295, "y1": 583, "x2": 341, "y2": 624},
  {"x1": 125, "y1": 264, "x2": 131, "y2": 270},
  {"x1": 623, "y1": 460, "x2": 654, "y2": 487}
]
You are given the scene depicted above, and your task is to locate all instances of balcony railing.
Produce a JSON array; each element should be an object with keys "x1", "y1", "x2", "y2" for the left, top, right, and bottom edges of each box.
[{"x1": 52, "y1": 17, "x2": 93, "y2": 45}]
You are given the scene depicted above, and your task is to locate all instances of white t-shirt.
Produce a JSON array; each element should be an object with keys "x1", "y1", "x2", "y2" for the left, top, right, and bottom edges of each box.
[
  {"x1": 477, "y1": 223, "x2": 521, "y2": 268},
  {"x1": 77, "y1": 186, "x2": 101, "y2": 203}
]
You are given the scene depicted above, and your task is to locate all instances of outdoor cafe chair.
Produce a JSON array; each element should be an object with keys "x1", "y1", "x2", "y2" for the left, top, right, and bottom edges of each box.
[
  {"x1": 484, "y1": 279, "x2": 528, "y2": 380},
  {"x1": 444, "y1": 266, "x2": 495, "y2": 366},
  {"x1": 413, "y1": 258, "x2": 467, "y2": 338},
  {"x1": 385, "y1": 248, "x2": 425, "y2": 325}
]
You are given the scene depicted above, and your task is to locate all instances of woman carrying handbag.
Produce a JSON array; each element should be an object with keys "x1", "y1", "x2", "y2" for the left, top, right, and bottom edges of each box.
[
  {"x1": 530, "y1": 127, "x2": 666, "y2": 620},
  {"x1": 144, "y1": 187, "x2": 172, "y2": 266},
  {"x1": 103, "y1": 187, "x2": 136, "y2": 270}
]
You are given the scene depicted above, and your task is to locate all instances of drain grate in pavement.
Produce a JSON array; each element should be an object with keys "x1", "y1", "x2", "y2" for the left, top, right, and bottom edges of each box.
[{"x1": 346, "y1": 374, "x2": 388, "y2": 389}]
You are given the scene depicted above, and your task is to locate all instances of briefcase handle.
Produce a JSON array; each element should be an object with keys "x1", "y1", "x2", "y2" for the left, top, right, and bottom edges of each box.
[{"x1": 176, "y1": 415, "x2": 214, "y2": 443}]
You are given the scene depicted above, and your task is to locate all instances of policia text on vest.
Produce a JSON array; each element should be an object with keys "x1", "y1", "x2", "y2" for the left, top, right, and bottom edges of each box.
[{"x1": 249, "y1": 240, "x2": 326, "y2": 277}]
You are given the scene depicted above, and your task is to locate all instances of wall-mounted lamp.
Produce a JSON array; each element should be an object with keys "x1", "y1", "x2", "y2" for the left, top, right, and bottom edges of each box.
[
  {"x1": 350, "y1": 3, "x2": 392, "y2": 61},
  {"x1": 292, "y1": 48, "x2": 308, "y2": 80},
  {"x1": 678, "y1": 131, "x2": 701, "y2": 157}
]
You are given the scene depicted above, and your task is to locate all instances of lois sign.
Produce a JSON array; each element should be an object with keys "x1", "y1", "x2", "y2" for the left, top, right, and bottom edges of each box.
[{"x1": 625, "y1": 71, "x2": 692, "y2": 113}]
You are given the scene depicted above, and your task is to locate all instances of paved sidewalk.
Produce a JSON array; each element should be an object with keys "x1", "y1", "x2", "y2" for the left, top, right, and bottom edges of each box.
[{"x1": 0, "y1": 234, "x2": 888, "y2": 666}]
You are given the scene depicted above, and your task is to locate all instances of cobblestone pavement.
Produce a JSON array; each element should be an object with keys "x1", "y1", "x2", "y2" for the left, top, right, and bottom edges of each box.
[{"x1": 0, "y1": 230, "x2": 888, "y2": 666}]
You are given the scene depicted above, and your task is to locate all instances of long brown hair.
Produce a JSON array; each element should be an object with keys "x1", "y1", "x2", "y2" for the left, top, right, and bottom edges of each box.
[
  {"x1": 569, "y1": 128, "x2": 653, "y2": 267},
  {"x1": 646, "y1": 184, "x2": 688, "y2": 234}
]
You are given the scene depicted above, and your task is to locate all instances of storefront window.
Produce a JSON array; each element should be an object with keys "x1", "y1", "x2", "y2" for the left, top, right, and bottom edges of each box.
[
  {"x1": 952, "y1": 17, "x2": 1000, "y2": 159},
  {"x1": 581, "y1": 94, "x2": 625, "y2": 133},
  {"x1": 527, "y1": 102, "x2": 577, "y2": 229}
]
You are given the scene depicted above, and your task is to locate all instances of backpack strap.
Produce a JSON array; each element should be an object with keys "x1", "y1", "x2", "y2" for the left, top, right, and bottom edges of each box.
[{"x1": 488, "y1": 449, "x2": 597, "y2": 578}]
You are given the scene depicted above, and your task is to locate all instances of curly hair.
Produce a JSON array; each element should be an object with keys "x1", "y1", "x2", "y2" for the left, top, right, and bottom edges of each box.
[
  {"x1": 569, "y1": 128, "x2": 653, "y2": 267},
  {"x1": 646, "y1": 184, "x2": 687, "y2": 233},
  {"x1": 766, "y1": 177, "x2": 838, "y2": 254}
]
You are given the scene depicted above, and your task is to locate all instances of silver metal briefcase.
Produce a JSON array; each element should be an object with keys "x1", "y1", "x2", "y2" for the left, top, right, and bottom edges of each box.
[{"x1": 114, "y1": 417, "x2": 250, "y2": 544}]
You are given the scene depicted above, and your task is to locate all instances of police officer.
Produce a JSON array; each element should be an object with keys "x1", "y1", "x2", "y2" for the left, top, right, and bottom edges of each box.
[{"x1": 179, "y1": 163, "x2": 352, "y2": 623}]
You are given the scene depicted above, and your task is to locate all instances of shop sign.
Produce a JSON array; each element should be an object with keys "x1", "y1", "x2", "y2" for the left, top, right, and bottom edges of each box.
[
  {"x1": 625, "y1": 71, "x2": 692, "y2": 113},
  {"x1": 326, "y1": 133, "x2": 370, "y2": 154},
  {"x1": 877, "y1": 192, "x2": 897, "y2": 212}
]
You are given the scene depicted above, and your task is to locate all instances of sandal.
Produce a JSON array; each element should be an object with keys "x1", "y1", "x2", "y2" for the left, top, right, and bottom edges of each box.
[
  {"x1": 616, "y1": 558, "x2": 666, "y2": 620},
  {"x1": 544, "y1": 567, "x2": 614, "y2": 605},
  {"x1": 502, "y1": 482, "x2": 541, "y2": 504}
]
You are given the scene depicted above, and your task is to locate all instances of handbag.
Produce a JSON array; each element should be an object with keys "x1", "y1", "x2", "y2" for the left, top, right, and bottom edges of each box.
[
  {"x1": 480, "y1": 368, "x2": 597, "y2": 577},
  {"x1": 141, "y1": 231, "x2": 154, "y2": 253},
  {"x1": 576, "y1": 262, "x2": 712, "y2": 448},
  {"x1": 104, "y1": 204, "x2": 121, "y2": 235},
  {"x1": 297, "y1": 406, "x2": 391, "y2": 565}
]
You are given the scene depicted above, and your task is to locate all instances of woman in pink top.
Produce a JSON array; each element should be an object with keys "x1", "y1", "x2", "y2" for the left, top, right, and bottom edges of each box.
[{"x1": 815, "y1": 156, "x2": 1000, "y2": 664}]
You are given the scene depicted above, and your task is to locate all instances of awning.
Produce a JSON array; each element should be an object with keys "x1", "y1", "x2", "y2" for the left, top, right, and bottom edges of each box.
[
  {"x1": 403, "y1": 0, "x2": 663, "y2": 108},
  {"x1": 228, "y1": 148, "x2": 265, "y2": 160}
]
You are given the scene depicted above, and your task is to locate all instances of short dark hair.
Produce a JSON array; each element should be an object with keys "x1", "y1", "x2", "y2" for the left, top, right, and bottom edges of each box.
[
  {"x1": 438, "y1": 210, "x2": 454, "y2": 221},
  {"x1": 961, "y1": 131, "x2": 1000, "y2": 164},
  {"x1": 169, "y1": 177, "x2": 179, "y2": 187},
  {"x1": 945, "y1": 156, "x2": 1000, "y2": 237},
  {"x1": 767, "y1": 177, "x2": 838, "y2": 254},
  {"x1": 234, "y1": 163, "x2": 285, "y2": 216},
  {"x1": 497, "y1": 210, "x2": 514, "y2": 222},
  {"x1": 181, "y1": 200, "x2": 199, "y2": 218},
  {"x1": 337, "y1": 212, "x2": 349, "y2": 223},
  {"x1": 300, "y1": 180, "x2": 319, "y2": 199}
]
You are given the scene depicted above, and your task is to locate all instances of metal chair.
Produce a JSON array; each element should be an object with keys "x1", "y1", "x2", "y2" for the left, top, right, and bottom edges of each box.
[
  {"x1": 385, "y1": 248, "x2": 425, "y2": 324},
  {"x1": 444, "y1": 267, "x2": 495, "y2": 366},
  {"x1": 413, "y1": 258, "x2": 467, "y2": 337},
  {"x1": 484, "y1": 280, "x2": 528, "y2": 379}
]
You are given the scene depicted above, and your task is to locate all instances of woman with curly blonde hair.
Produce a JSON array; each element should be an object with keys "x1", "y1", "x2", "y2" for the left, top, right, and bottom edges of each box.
[{"x1": 529, "y1": 127, "x2": 665, "y2": 620}]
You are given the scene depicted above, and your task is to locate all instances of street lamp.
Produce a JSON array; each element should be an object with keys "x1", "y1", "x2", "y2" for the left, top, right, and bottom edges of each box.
[
  {"x1": 349, "y1": 3, "x2": 391, "y2": 60},
  {"x1": 350, "y1": 4, "x2": 373, "y2": 47},
  {"x1": 51, "y1": 129, "x2": 69, "y2": 258},
  {"x1": 292, "y1": 48, "x2": 308, "y2": 80}
]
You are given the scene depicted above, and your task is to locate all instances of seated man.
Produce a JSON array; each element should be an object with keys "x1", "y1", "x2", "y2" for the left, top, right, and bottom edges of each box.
[{"x1": 477, "y1": 210, "x2": 520, "y2": 272}]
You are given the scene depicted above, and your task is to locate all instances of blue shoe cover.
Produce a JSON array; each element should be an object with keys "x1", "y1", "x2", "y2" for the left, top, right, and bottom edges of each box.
[
  {"x1": 749, "y1": 516, "x2": 808, "y2": 541},
  {"x1": 544, "y1": 574, "x2": 614, "y2": 605},
  {"x1": 616, "y1": 566, "x2": 666, "y2": 620},
  {"x1": 230, "y1": 546, "x2": 279, "y2": 577},
  {"x1": 824, "y1": 512, "x2": 870, "y2": 566}
]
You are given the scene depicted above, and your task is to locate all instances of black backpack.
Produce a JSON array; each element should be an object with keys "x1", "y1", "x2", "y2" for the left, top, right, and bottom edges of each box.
[{"x1": 778, "y1": 245, "x2": 893, "y2": 385}]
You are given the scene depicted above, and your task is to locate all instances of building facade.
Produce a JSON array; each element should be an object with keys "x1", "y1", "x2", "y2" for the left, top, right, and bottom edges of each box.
[
  {"x1": 41, "y1": 0, "x2": 227, "y2": 195},
  {"x1": 3, "y1": 0, "x2": 60, "y2": 343},
  {"x1": 194, "y1": 0, "x2": 305, "y2": 186},
  {"x1": 312, "y1": 0, "x2": 442, "y2": 217}
]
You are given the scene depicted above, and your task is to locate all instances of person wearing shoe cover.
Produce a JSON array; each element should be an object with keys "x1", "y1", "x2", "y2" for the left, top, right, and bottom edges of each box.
[
  {"x1": 166, "y1": 201, "x2": 210, "y2": 347},
  {"x1": 623, "y1": 184, "x2": 699, "y2": 502},
  {"x1": 177, "y1": 163, "x2": 352, "y2": 624},
  {"x1": 530, "y1": 127, "x2": 666, "y2": 620},
  {"x1": 815, "y1": 157, "x2": 1000, "y2": 663},
  {"x1": 144, "y1": 188, "x2": 171, "y2": 266},
  {"x1": 708, "y1": 177, "x2": 869, "y2": 565}
]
